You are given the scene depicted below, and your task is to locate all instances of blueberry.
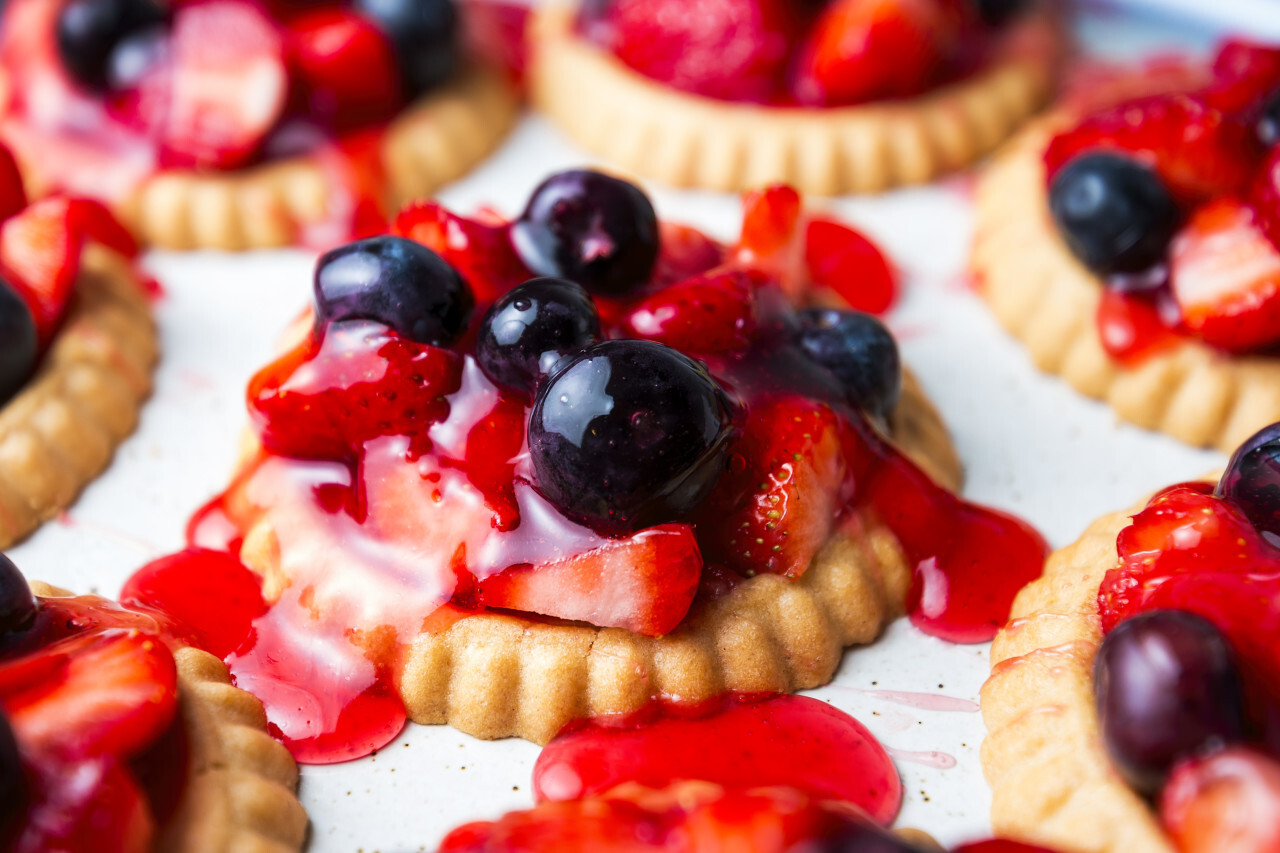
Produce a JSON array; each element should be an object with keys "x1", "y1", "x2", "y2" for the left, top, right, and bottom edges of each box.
[
  {"x1": 796, "y1": 309, "x2": 901, "y2": 421},
  {"x1": 314, "y1": 236, "x2": 473, "y2": 346},
  {"x1": 1049, "y1": 153, "x2": 1179, "y2": 276},
  {"x1": 972, "y1": 0, "x2": 1029, "y2": 26},
  {"x1": 56, "y1": 0, "x2": 170, "y2": 91},
  {"x1": 816, "y1": 819, "x2": 931, "y2": 853},
  {"x1": 1095, "y1": 609, "x2": 1247, "y2": 797},
  {"x1": 0, "y1": 554, "x2": 35, "y2": 636},
  {"x1": 476, "y1": 277, "x2": 601, "y2": 394},
  {"x1": 510, "y1": 170, "x2": 660, "y2": 297},
  {"x1": 0, "y1": 710, "x2": 21, "y2": 829},
  {"x1": 354, "y1": 0, "x2": 457, "y2": 95},
  {"x1": 1259, "y1": 88, "x2": 1280, "y2": 148},
  {"x1": 529, "y1": 340, "x2": 736, "y2": 533},
  {"x1": 1217, "y1": 422, "x2": 1280, "y2": 540},
  {"x1": 0, "y1": 280, "x2": 36, "y2": 407}
]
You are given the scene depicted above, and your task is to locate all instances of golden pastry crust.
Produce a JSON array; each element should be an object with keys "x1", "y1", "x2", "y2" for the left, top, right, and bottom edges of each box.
[
  {"x1": 529, "y1": 5, "x2": 1062, "y2": 195},
  {"x1": 28, "y1": 582, "x2": 308, "y2": 853},
  {"x1": 0, "y1": 245, "x2": 157, "y2": 548},
  {"x1": 98, "y1": 64, "x2": 517, "y2": 251},
  {"x1": 977, "y1": 489, "x2": 1207, "y2": 853},
  {"x1": 235, "y1": 368, "x2": 962, "y2": 745},
  {"x1": 972, "y1": 112, "x2": 1280, "y2": 453}
]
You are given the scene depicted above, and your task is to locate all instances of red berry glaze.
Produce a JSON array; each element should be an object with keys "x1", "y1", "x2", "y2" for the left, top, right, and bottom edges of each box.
[{"x1": 1160, "y1": 748, "x2": 1280, "y2": 853}]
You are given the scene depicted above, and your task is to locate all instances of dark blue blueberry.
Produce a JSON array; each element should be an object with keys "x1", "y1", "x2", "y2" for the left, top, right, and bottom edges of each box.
[
  {"x1": 314, "y1": 236, "x2": 473, "y2": 346},
  {"x1": 796, "y1": 309, "x2": 901, "y2": 421},
  {"x1": 1049, "y1": 153, "x2": 1179, "y2": 276},
  {"x1": 1217, "y1": 422, "x2": 1280, "y2": 540},
  {"x1": 56, "y1": 0, "x2": 170, "y2": 91},
  {"x1": 510, "y1": 170, "x2": 660, "y2": 297},
  {"x1": 529, "y1": 340, "x2": 736, "y2": 533},
  {"x1": 815, "y1": 818, "x2": 931, "y2": 853},
  {"x1": 476, "y1": 277, "x2": 601, "y2": 394},
  {"x1": 0, "y1": 554, "x2": 34, "y2": 636},
  {"x1": 1095, "y1": 609, "x2": 1247, "y2": 797},
  {"x1": 0, "y1": 280, "x2": 36, "y2": 407},
  {"x1": 973, "y1": 0, "x2": 1029, "y2": 26},
  {"x1": 0, "y1": 709, "x2": 21, "y2": 829},
  {"x1": 1259, "y1": 88, "x2": 1280, "y2": 148},
  {"x1": 354, "y1": 0, "x2": 457, "y2": 96}
]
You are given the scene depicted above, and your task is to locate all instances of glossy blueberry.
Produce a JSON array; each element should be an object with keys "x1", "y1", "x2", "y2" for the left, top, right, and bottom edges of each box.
[
  {"x1": 354, "y1": 0, "x2": 457, "y2": 95},
  {"x1": 1049, "y1": 153, "x2": 1179, "y2": 276},
  {"x1": 0, "y1": 710, "x2": 21, "y2": 828},
  {"x1": 1217, "y1": 422, "x2": 1280, "y2": 540},
  {"x1": 1258, "y1": 88, "x2": 1280, "y2": 148},
  {"x1": 796, "y1": 309, "x2": 901, "y2": 421},
  {"x1": 0, "y1": 280, "x2": 36, "y2": 407},
  {"x1": 476, "y1": 277, "x2": 601, "y2": 394},
  {"x1": 56, "y1": 0, "x2": 170, "y2": 91},
  {"x1": 314, "y1": 236, "x2": 473, "y2": 346},
  {"x1": 1095, "y1": 609, "x2": 1247, "y2": 797},
  {"x1": 510, "y1": 170, "x2": 660, "y2": 297},
  {"x1": 972, "y1": 0, "x2": 1029, "y2": 27},
  {"x1": 529, "y1": 340, "x2": 736, "y2": 533},
  {"x1": 0, "y1": 553, "x2": 35, "y2": 637}
]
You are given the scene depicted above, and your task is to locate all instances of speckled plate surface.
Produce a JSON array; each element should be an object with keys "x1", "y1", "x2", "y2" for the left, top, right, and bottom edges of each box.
[{"x1": 0, "y1": 5, "x2": 1234, "y2": 851}]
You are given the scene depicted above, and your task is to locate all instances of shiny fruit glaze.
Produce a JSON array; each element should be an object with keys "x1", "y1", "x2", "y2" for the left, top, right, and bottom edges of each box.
[
  {"x1": 532, "y1": 693, "x2": 901, "y2": 825},
  {"x1": 129, "y1": 189, "x2": 1045, "y2": 764}
]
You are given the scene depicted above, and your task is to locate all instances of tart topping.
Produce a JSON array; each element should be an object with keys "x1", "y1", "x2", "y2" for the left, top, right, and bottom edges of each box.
[
  {"x1": 796, "y1": 308, "x2": 901, "y2": 422},
  {"x1": 353, "y1": 0, "x2": 458, "y2": 97},
  {"x1": 0, "y1": 556, "x2": 37, "y2": 636},
  {"x1": 1160, "y1": 747, "x2": 1280, "y2": 853},
  {"x1": 0, "y1": 281, "x2": 38, "y2": 407},
  {"x1": 475, "y1": 276, "x2": 602, "y2": 394},
  {"x1": 55, "y1": 0, "x2": 170, "y2": 92},
  {"x1": 1217, "y1": 422, "x2": 1280, "y2": 539}
]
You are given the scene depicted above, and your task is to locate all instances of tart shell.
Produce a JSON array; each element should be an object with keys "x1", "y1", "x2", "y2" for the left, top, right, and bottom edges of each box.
[
  {"x1": 529, "y1": 6, "x2": 1062, "y2": 195},
  {"x1": 978, "y1": 493, "x2": 1195, "y2": 853},
  {"x1": 972, "y1": 114, "x2": 1280, "y2": 453},
  {"x1": 237, "y1": 368, "x2": 963, "y2": 745},
  {"x1": 31, "y1": 64, "x2": 518, "y2": 251},
  {"x1": 29, "y1": 582, "x2": 309, "y2": 853},
  {"x1": 0, "y1": 244, "x2": 157, "y2": 548}
]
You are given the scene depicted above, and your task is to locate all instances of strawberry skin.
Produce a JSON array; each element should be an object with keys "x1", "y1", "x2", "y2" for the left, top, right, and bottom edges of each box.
[
  {"x1": 623, "y1": 268, "x2": 763, "y2": 355},
  {"x1": 1169, "y1": 198, "x2": 1280, "y2": 353},
  {"x1": 392, "y1": 202, "x2": 531, "y2": 303},
  {"x1": 0, "y1": 196, "x2": 78, "y2": 344},
  {"x1": 287, "y1": 8, "x2": 403, "y2": 131},
  {"x1": 1252, "y1": 146, "x2": 1280, "y2": 252}
]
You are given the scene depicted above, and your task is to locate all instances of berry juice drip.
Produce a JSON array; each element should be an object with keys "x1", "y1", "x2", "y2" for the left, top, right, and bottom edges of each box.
[{"x1": 532, "y1": 693, "x2": 902, "y2": 825}]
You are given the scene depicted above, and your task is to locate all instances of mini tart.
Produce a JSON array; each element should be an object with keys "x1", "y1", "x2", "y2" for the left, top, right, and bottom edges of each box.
[
  {"x1": 235, "y1": 369, "x2": 962, "y2": 745},
  {"x1": 0, "y1": 244, "x2": 157, "y2": 547},
  {"x1": 28, "y1": 582, "x2": 308, "y2": 853},
  {"x1": 530, "y1": 5, "x2": 1062, "y2": 195},
  {"x1": 973, "y1": 111, "x2": 1280, "y2": 453},
  {"x1": 978, "y1": 493, "x2": 1192, "y2": 853},
  {"x1": 11, "y1": 64, "x2": 520, "y2": 252}
]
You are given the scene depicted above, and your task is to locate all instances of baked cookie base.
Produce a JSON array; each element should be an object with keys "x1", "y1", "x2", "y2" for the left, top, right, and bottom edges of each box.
[
  {"x1": 973, "y1": 116, "x2": 1280, "y2": 453},
  {"x1": 530, "y1": 6, "x2": 1061, "y2": 195},
  {"x1": 0, "y1": 245, "x2": 157, "y2": 548},
  {"x1": 978, "y1": 493, "x2": 1197, "y2": 853},
  {"x1": 29, "y1": 583, "x2": 308, "y2": 853},
  {"x1": 111, "y1": 63, "x2": 518, "y2": 250}
]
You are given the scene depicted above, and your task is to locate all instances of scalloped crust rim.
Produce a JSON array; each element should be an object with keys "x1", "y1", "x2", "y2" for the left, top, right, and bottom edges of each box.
[{"x1": 530, "y1": 5, "x2": 1061, "y2": 195}]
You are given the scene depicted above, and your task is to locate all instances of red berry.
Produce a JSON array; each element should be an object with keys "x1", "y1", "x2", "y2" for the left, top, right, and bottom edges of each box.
[
  {"x1": 623, "y1": 267, "x2": 764, "y2": 355},
  {"x1": 287, "y1": 8, "x2": 403, "y2": 131},
  {"x1": 804, "y1": 217, "x2": 897, "y2": 314},
  {"x1": 1161, "y1": 748, "x2": 1280, "y2": 853},
  {"x1": 1206, "y1": 39, "x2": 1280, "y2": 114},
  {"x1": 0, "y1": 196, "x2": 79, "y2": 344},
  {"x1": 1251, "y1": 146, "x2": 1280, "y2": 251},
  {"x1": 1094, "y1": 288, "x2": 1181, "y2": 366},
  {"x1": 0, "y1": 145, "x2": 26, "y2": 224},
  {"x1": 16, "y1": 756, "x2": 156, "y2": 853},
  {"x1": 392, "y1": 201, "x2": 530, "y2": 303}
]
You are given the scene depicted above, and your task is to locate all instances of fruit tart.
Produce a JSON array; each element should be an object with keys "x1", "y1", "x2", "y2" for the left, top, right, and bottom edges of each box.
[
  {"x1": 973, "y1": 41, "x2": 1280, "y2": 451},
  {"x1": 0, "y1": 554, "x2": 306, "y2": 852},
  {"x1": 122, "y1": 170, "x2": 1045, "y2": 766},
  {"x1": 0, "y1": 143, "x2": 156, "y2": 548},
  {"x1": 0, "y1": 0, "x2": 519, "y2": 250},
  {"x1": 530, "y1": 0, "x2": 1063, "y2": 195},
  {"x1": 982, "y1": 422, "x2": 1280, "y2": 853}
]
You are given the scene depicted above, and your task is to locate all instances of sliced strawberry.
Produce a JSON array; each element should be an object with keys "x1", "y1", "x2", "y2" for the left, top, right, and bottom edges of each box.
[
  {"x1": 1252, "y1": 146, "x2": 1280, "y2": 252},
  {"x1": 0, "y1": 196, "x2": 78, "y2": 344},
  {"x1": 248, "y1": 320, "x2": 464, "y2": 461},
  {"x1": 696, "y1": 397, "x2": 852, "y2": 579},
  {"x1": 15, "y1": 756, "x2": 155, "y2": 853},
  {"x1": 623, "y1": 268, "x2": 763, "y2": 355},
  {"x1": 804, "y1": 218, "x2": 897, "y2": 314},
  {"x1": 287, "y1": 8, "x2": 403, "y2": 131},
  {"x1": 1206, "y1": 40, "x2": 1280, "y2": 114},
  {"x1": 792, "y1": 0, "x2": 948, "y2": 106},
  {"x1": 1169, "y1": 197, "x2": 1280, "y2": 353},
  {"x1": 0, "y1": 144, "x2": 26, "y2": 224},
  {"x1": 1044, "y1": 94, "x2": 1260, "y2": 202},
  {"x1": 138, "y1": 0, "x2": 288, "y2": 170},
  {"x1": 1161, "y1": 748, "x2": 1280, "y2": 853},
  {"x1": 602, "y1": 0, "x2": 806, "y2": 103},
  {"x1": 0, "y1": 631, "x2": 178, "y2": 761},
  {"x1": 476, "y1": 524, "x2": 701, "y2": 637},
  {"x1": 735, "y1": 185, "x2": 805, "y2": 301},
  {"x1": 392, "y1": 202, "x2": 530, "y2": 303},
  {"x1": 1095, "y1": 288, "x2": 1182, "y2": 366},
  {"x1": 651, "y1": 222, "x2": 725, "y2": 288}
]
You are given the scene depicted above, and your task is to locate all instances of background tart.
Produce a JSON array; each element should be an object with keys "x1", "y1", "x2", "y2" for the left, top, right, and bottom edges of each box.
[{"x1": 530, "y1": 4, "x2": 1062, "y2": 195}]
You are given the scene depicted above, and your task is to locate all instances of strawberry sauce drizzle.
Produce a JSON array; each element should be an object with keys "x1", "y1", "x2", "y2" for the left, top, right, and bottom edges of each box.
[{"x1": 127, "y1": 204, "x2": 1045, "y2": 765}]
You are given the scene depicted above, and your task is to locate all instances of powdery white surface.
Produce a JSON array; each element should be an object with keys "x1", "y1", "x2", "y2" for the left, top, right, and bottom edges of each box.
[{"x1": 6, "y1": 6, "x2": 1233, "y2": 852}]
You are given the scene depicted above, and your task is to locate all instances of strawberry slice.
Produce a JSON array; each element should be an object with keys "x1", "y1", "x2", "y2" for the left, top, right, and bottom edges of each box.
[
  {"x1": 392, "y1": 202, "x2": 530, "y2": 303},
  {"x1": 16, "y1": 755, "x2": 155, "y2": 853},
  {"x1": 1095, "y1": 288, "x2": 1182, "y2": 366},
  {"x1": 0, "y1": 196, "x2": 79, "y2": 344},
  {"x1": 0, "y1": 631, "x2": 178, "y2": 761},
  {"x1": 651, "y1": 222, "x2": 725, "y2": 288},
  {"x1": 623, "y1": 268, "x2": 763, "y2": 355},
  {"x1": 1206, "y1": 39, "x2": 1280, "y2": 114},
  {"x1": 1252, "y1": 146, "x2": 1280, "y2": 252},
  {"x1": 476, "y1": 524, "x2": 702, "y2": 637},
  {"x1": 286, "y1": 8, "x2": 403, "y2": 131},
  {"x1": 1044, "y1": 94, "x2": 1260, "y2": 202},
  {"x1": 696, "y1": 397, "x2": 852, "y2": 579},
  {"x1": 792, "y1": 0, "x2": 948, "y2": 106},
  {"x1": 1169, "y1": 197, "x2": 1280, "y2": 353},
  {"x1": 0, "y1": 144, "x2": 26, "y2": 224},
  {"x1": 735, "y1": 185, "x2": 805, "y2": 301},
  {"x1": 804, "y1": 218, "x2": 897, "y2": 314},
  {"x1": 1161, "y1": 748, "x2": 1280, "y2": 853}
]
